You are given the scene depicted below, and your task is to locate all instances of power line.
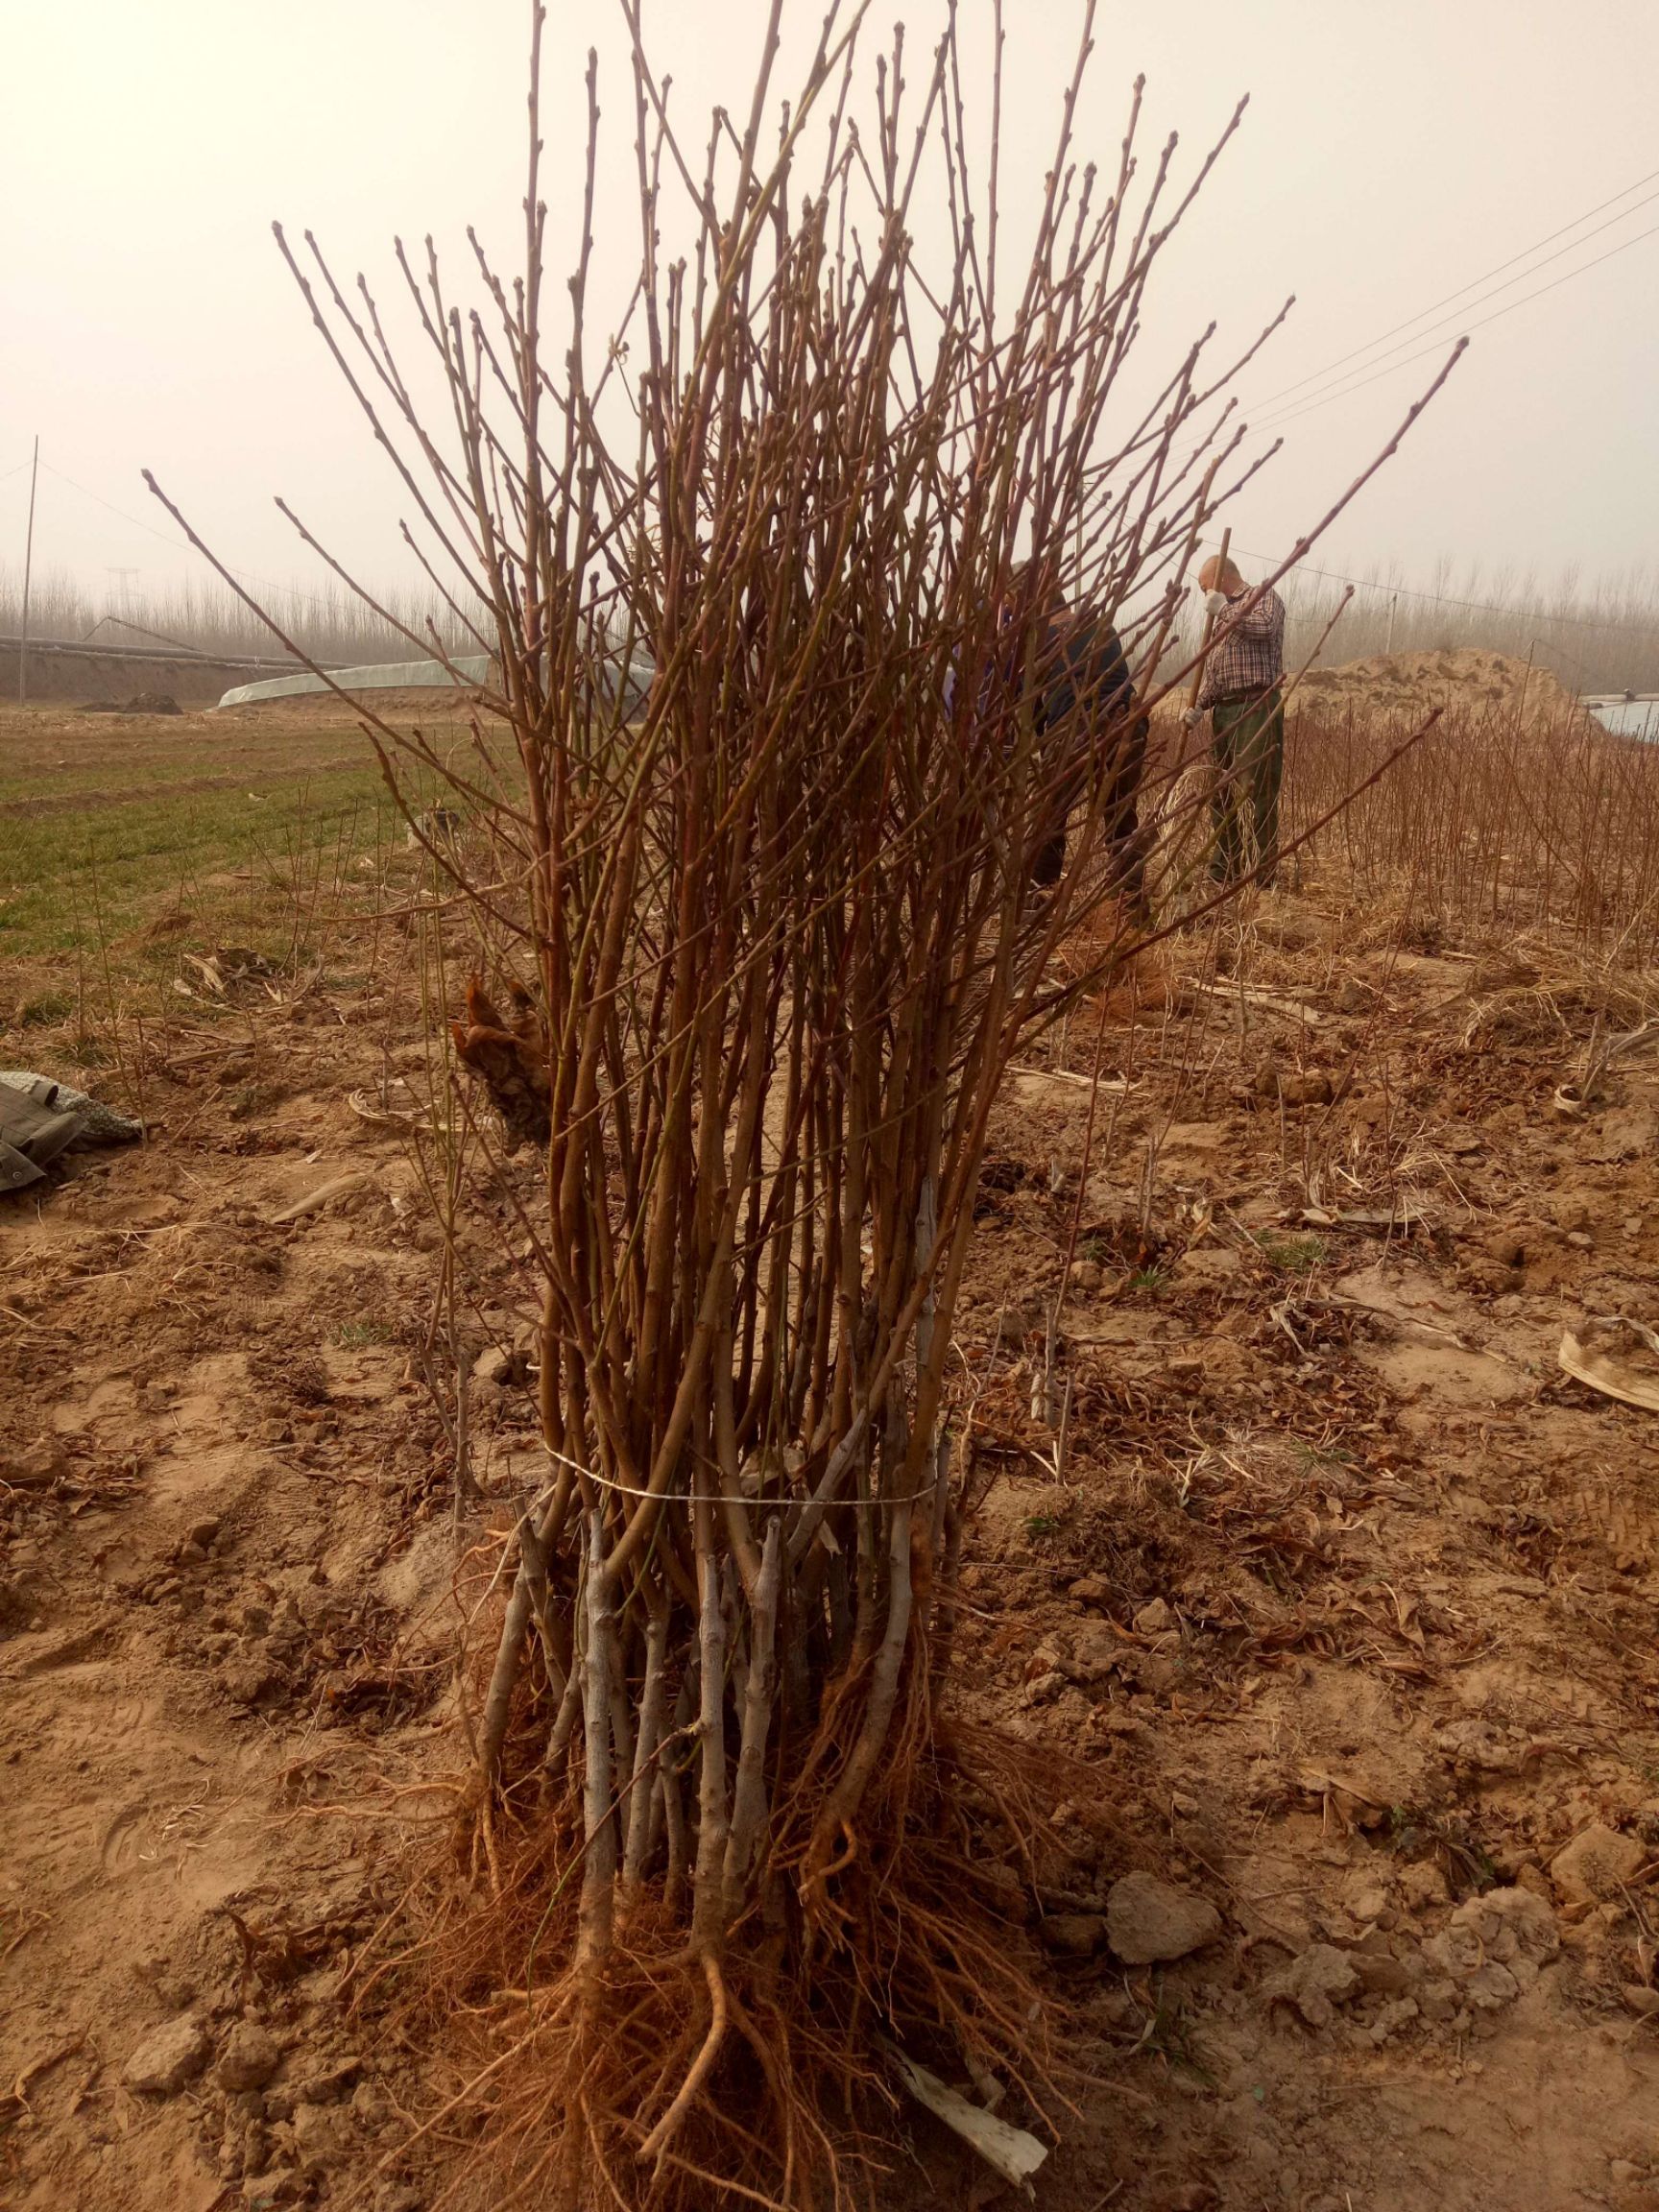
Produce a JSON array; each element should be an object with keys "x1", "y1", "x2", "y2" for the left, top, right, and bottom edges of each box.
[
  {"x1": 1249, "y1": 161, "x2": 1659, "y2": 416},
  {"x1": 1237, "y1": 546, "x2": 1659, "y2": 643},
  {"x1": 1254, "y1": 184, "x2": 1659, "y2": 425},
  {"x1": 35, "y1": 459, "x2": 379, "y2": 616},
  {"x1": 1260, "y1": 214, "x2": 1659, "y2": 432},
  {"x1": 1257, "y1": 213, "x2": 1659, "y2": 433},
  {"x1": 39, "y1": 459, "x2": 191, "y2": 549}
]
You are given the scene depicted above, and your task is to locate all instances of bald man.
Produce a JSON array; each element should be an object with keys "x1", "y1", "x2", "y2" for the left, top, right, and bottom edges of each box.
[{"x1": 1183, "y1": 556, "x2": 1286, "y2": 888}]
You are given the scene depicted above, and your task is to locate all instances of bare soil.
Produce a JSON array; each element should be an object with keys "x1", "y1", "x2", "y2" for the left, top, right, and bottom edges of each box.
[{"x1": 5, "y1": 861, "x2": 1659, "y2": 2209}]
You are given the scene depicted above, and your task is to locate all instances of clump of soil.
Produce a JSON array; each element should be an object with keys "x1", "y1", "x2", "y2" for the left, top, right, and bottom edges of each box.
[{"x1": 84, "y1": 692, "x2": 184, "y2": 717}]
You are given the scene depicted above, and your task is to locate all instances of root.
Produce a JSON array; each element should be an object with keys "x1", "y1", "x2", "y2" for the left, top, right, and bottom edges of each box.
[
  {"x1": 636, "y1": 1949, "x2": 729, "y2": 2169},
  {"x1": 383, "y1": 1697, "x2": 1064, "y2": 2211},
  {"x1": 651, "y1": 2149, "x2": 794, "y2": 2211}
]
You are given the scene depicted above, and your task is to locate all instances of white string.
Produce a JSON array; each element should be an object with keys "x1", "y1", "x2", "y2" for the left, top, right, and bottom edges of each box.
[{"x1": 530, "y1": 1438, "x2": 944, "y2": 1510}]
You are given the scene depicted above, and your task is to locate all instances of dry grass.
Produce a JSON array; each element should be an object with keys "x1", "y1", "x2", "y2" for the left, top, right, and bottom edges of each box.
[{"x1": 1287, "y1": 701, "x2": 1659, "y2": 969}]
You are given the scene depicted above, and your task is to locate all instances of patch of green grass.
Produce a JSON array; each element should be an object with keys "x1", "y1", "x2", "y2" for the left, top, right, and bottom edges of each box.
[
  {"x1": 0, "y1": 770, "x2": 394, "y2": 959},
  {"x1": 0, "y1": 713, "x2": 373, "y2": 808},
  {"x1": 1255, "y1": 1232, "x2": 1328, "y2": 1275},
  {"x1": 334, "y1": 1319, "x2": 396, "y2": 1349},
  {"x1": 1126, "y1": 1264, "x2": 1166, "y2": 1295},
  {"x1": 1125, "y1": 1987, "x2": 1216, "y2": 2087},
  {"x1": 0, "y1": 700, "x2": 451, "y2": 971},
  {"x1": 1290, "y1": 1438, "x2": 1354, "y2": 1473},
  {"x1": 17, "y1": 988, "x2": 73, "y2": 1026}
]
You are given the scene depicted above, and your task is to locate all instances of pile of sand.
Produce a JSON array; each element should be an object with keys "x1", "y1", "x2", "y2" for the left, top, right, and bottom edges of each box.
[{"x1": 1292, "y1": 647, "x2": 1590, "y2": 733}]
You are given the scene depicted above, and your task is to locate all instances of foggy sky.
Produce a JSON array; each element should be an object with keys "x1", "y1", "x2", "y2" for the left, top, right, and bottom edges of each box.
[{"x1": 3, "y1": 0, "x2": 1656, "y2": 629}]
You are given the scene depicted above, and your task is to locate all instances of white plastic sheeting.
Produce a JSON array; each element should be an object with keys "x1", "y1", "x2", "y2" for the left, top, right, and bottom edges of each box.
[
  {"x1": 215, "y1": 649, "x2": 656, "y2": 718},
  {"x1": 215, "y1": 655, "x2": 495, "y2": 709},
  {"x1": 1585, "y1": 695, "x2": 1659, "y2": 742}
]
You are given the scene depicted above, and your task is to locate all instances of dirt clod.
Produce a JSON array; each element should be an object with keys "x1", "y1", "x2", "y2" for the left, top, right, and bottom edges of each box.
[
  {"x1": 292, "y1": 2098, "x2": 351, "y2": 2170},
  {"x1": 218, "y1": 2020, "x2": 283, "y2": 2092},
  {"x1": 1450, "y1": 1886, "x2": 1559, "y2": 1967},
  {"x1": 1262, "y1": 1944, "x2": 1360, "y2": 2029},
  {"x1": 3, "y1": 1434, "x2": 71, "y2": 1487},
  {"x1": 242, "y1": 2169, "x2": 305, "y2": 2207},
  {"x1": 124, "y1": 2011, "x2": 211, "y2": 2095},
  {"x1": 1397, "y1": 1861, "x2": 1451, "y2": 1912},
  {"x1": 1105, "y1": 1871, "x2": 1222, "y2": 1964},
  {"x1": 472, "y1": 1342, "x2": 517, "y2": 1386},
  {"x1": 1551, "y1": 1823, "x2": 1646, "y2": 1904},
  {"x1": 1041, "y1": 1911, "x2": 1108, "y2": 1957}
]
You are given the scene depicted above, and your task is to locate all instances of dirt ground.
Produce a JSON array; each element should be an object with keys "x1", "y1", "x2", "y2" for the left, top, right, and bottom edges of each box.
[{"x1": 5, "y1": 703, "x2": 1659, "y2": 2210}]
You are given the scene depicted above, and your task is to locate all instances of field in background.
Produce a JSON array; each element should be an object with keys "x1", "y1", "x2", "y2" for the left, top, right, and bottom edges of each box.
[
  {"x1": 4, "y1": 554, "x2": 1659, "y2": 710},
  {"x1": 1288, "y1": 701, "x2": 1659, "y2": 969},
  {"x1": 1281, "y1": 559, "x2": 1659, "y2": 695},
  {"x1": 0, "y1": 694, "x2": 492, "y2": 979},
  {"x1": 9, "y1": 656, "x2": 1658, "y2": 973},
  {"x1": 6, "y1": 668, "x2": 1659, "y2": 2208}
]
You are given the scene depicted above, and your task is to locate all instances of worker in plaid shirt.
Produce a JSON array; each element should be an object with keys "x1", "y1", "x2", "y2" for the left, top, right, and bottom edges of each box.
[{"x1": 1183, "y1": 556, "x2": 1286, "y2": 887}]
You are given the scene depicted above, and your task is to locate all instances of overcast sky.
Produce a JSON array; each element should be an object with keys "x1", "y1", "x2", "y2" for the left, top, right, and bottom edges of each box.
[{"x1": 2, "y1": 0, "x2": 1655, "y2": 629}]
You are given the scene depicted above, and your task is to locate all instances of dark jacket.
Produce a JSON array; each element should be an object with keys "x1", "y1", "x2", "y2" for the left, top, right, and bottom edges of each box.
[
  {"x1": 1034, "y1": 612, "x2": 1147, "y2": 829},
  {"x1": 946, "y1": 599, "x2": 1149, "y2": 895}
]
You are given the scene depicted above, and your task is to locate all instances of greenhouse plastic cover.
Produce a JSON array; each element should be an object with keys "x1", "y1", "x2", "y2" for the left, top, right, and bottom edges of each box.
[
  {"x1": 215, "y1": 655, "x2": 495, "y2": 709},
  {"x1": 215, "y1": 649, "x2": 654, "y2": 717},
  {"x1": 1585, "y1": 695, "x2": 1659, "y2": 742}
]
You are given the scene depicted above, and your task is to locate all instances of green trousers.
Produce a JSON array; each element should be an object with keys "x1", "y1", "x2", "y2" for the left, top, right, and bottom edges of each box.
[{"x1": 1209, "y1": 686, "x2": 1285, "y2": 885}]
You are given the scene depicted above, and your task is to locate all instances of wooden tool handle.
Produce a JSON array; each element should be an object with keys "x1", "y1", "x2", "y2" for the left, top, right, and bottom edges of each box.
[{"x1": 1186, "y1": 524, "x2": 1232, "y2": 712}]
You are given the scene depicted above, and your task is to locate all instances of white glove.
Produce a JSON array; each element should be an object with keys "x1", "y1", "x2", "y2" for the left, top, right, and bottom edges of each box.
[
  {"x1": 1204, "y1": 589, "x2": 1231, "y2": 619},
  {"x1": 1181, "y1": 706, "x2": 1203, "y2": 731}
]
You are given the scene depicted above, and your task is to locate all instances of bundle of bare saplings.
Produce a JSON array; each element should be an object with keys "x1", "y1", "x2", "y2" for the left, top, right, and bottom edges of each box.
[{"x1": 148, "y1": 2, "x2": 1450, "y2": 2201}]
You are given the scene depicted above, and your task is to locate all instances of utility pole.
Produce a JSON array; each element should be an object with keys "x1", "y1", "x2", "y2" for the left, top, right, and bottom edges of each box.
[
  {"x1": 17, "y1": 436, "x2": 38, "y2": 706},
  {"x1": 1385, "y1": 590, "x2": 1398, "y2": 657}
]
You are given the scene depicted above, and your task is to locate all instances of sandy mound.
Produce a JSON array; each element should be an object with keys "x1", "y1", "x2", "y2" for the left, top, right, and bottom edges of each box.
[{"x1": 1294, "y1": 647, "x2": 1590, "y2": 732}]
